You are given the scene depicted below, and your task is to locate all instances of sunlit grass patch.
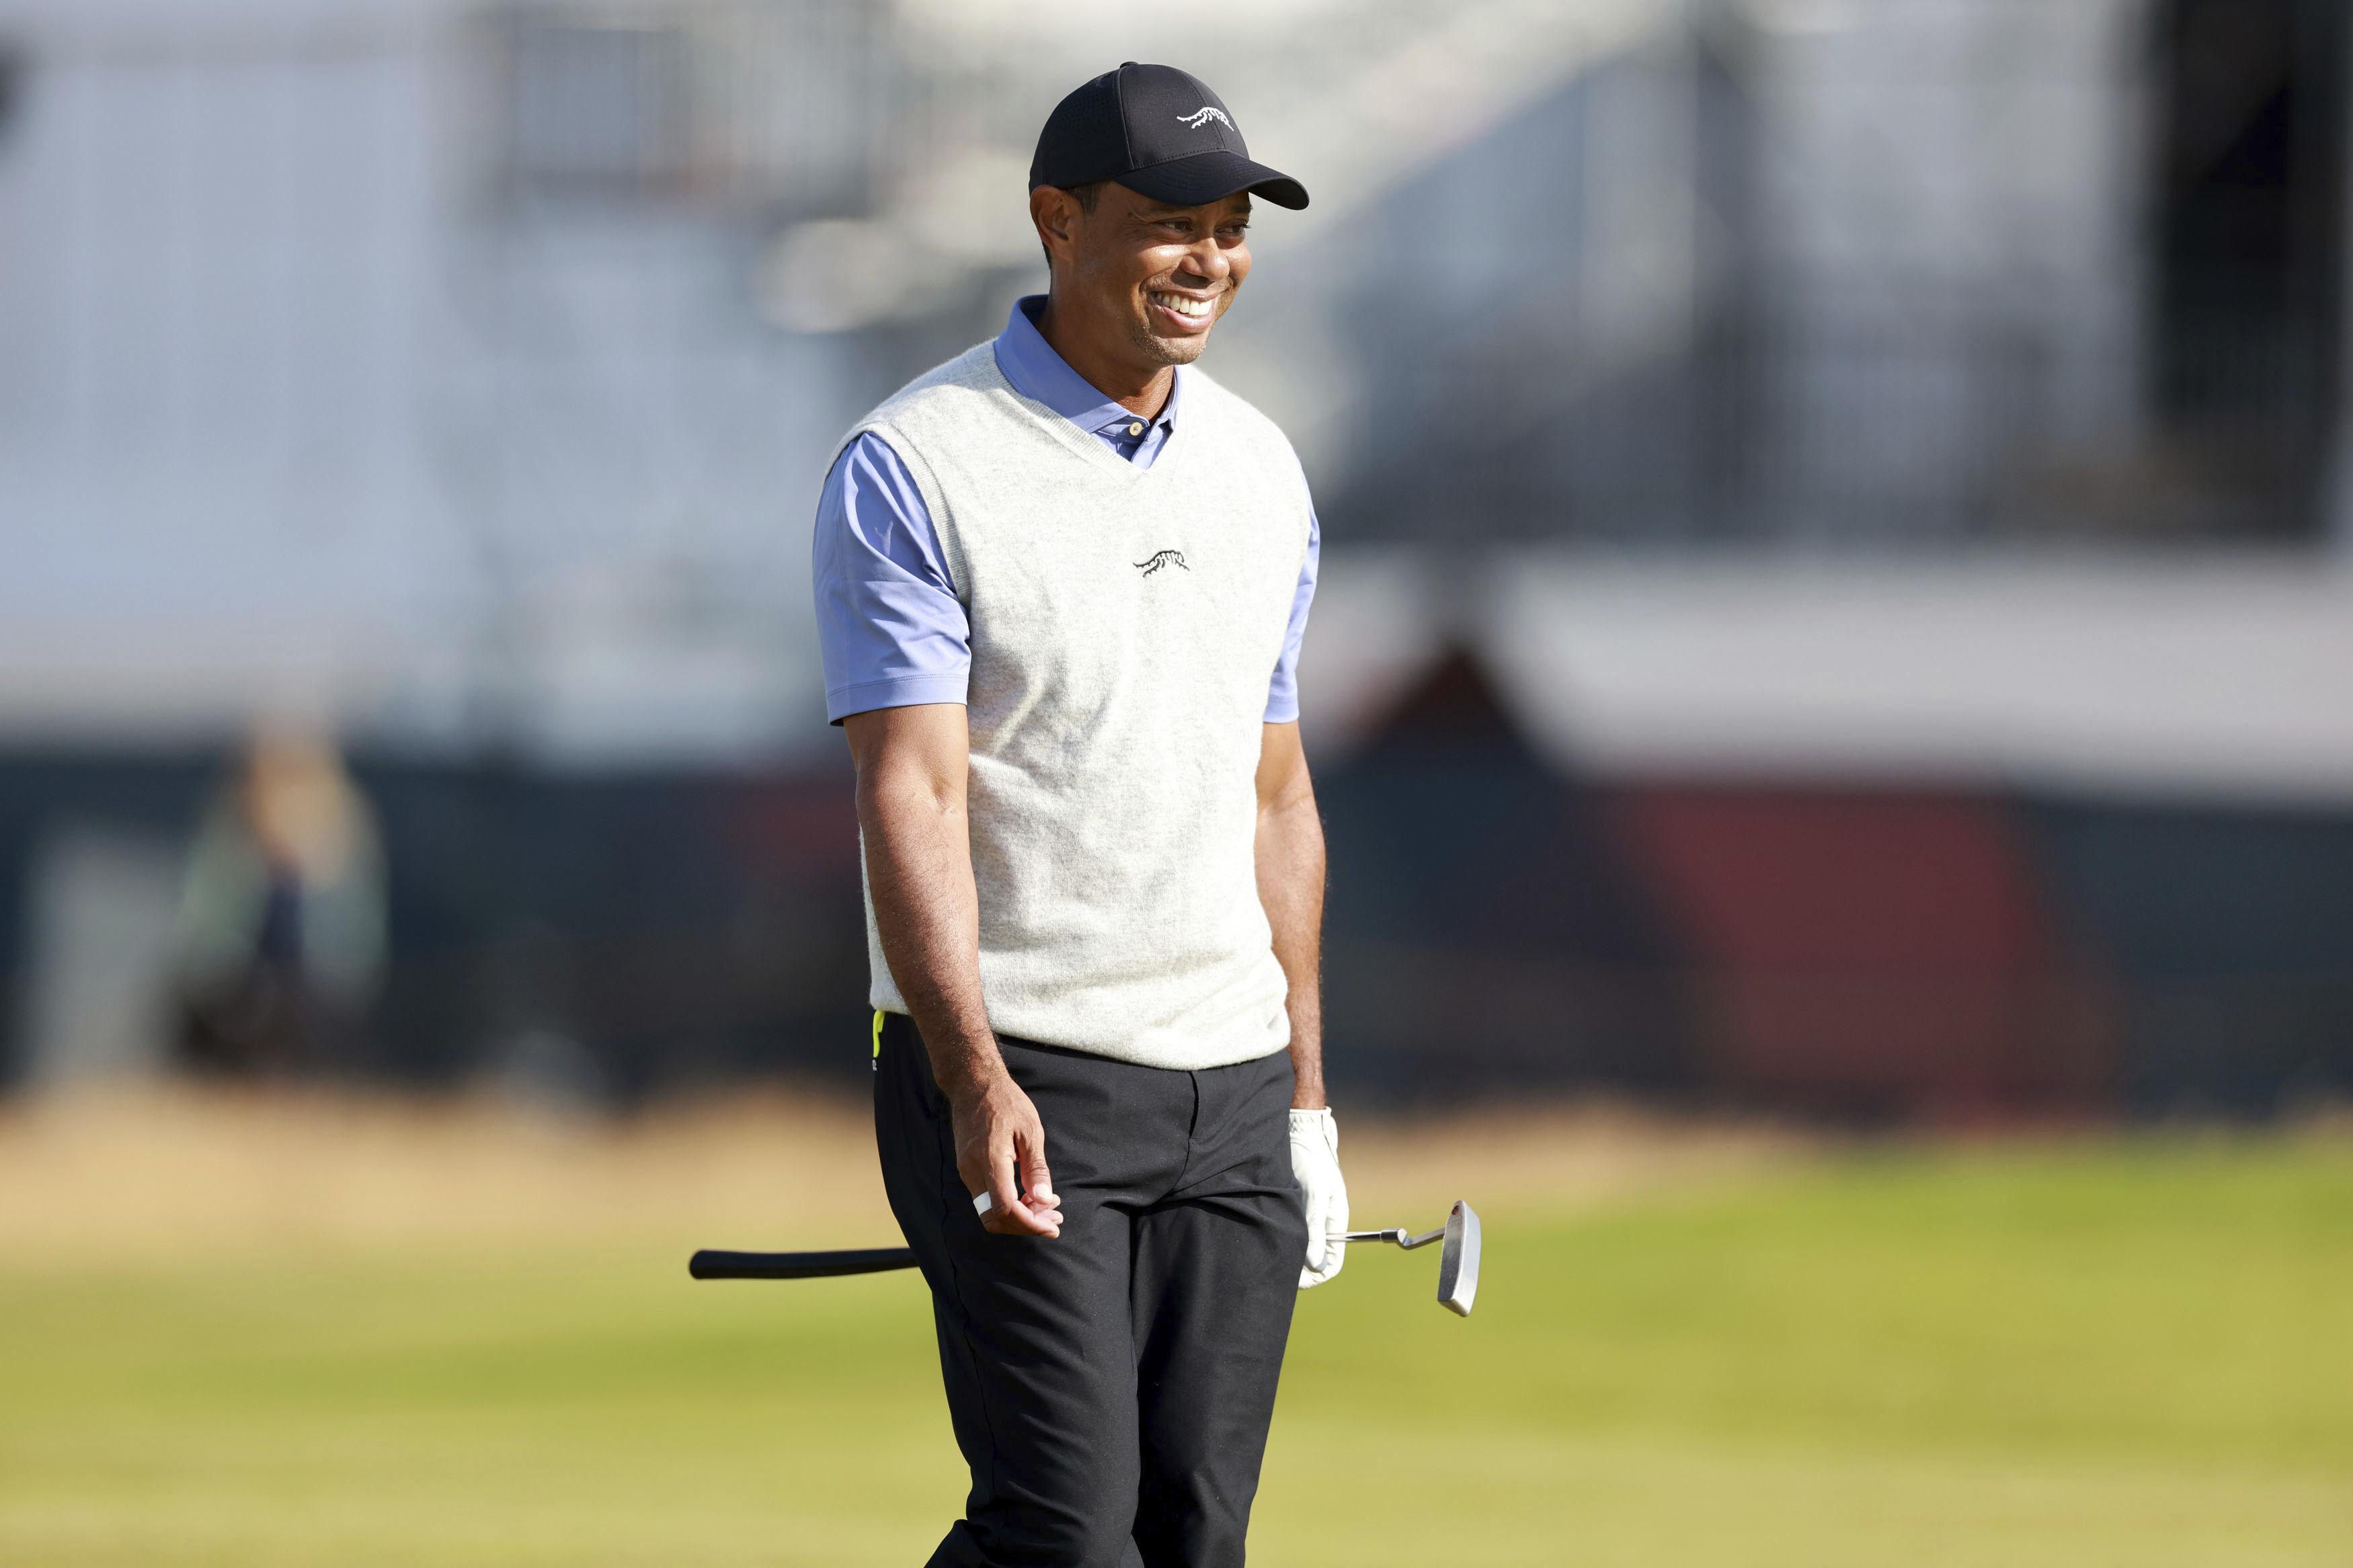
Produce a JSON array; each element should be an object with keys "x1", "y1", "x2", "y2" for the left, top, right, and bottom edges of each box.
[{"x1": 0, "y1": 1097, "x2": 2345, "y2": 1566}]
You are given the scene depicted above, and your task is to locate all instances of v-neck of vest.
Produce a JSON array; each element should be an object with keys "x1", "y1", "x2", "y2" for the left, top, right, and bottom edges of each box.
[{"x1": 984, "y1": 356, "x2": 1191, "y2": 483}]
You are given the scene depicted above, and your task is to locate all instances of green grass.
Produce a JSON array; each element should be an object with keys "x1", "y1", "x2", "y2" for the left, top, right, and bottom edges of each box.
[{"x1": 4, "y1": 1138, "x2": 2349, "y2": 1565}]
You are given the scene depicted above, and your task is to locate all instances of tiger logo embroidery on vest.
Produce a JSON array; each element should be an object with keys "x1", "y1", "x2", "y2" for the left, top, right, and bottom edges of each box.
[{"x1": 1134, "y1": 550, "x2": 1189, "y2": 577}]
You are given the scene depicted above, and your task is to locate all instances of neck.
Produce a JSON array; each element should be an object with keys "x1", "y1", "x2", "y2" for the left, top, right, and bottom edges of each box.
[{"x1": 1035, "y1": 292, "x2": 1175, "y2": 419}]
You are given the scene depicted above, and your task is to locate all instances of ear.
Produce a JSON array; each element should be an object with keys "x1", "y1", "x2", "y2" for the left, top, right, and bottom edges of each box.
[{"x1": 1031, "y1": 185, "x2": 1080, "y2": 272}]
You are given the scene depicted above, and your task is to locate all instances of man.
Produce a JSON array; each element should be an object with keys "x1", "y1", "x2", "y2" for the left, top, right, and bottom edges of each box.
[{"x1": 811, "y1": 63, "x2": 1345, "y2": 1568}]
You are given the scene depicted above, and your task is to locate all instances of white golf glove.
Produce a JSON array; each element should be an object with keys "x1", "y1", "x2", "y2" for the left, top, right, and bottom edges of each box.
[{"x1": 1288, "y1": 1108, "x2": 1349, "y2": 1288}]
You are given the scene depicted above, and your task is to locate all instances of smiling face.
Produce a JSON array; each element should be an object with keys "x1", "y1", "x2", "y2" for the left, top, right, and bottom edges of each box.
[{"x1": 1031, "y1": 181, "x2": 1254, "y2": 393}]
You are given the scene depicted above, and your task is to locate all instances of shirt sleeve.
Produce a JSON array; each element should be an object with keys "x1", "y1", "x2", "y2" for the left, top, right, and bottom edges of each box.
[
  {"x1": 1263, "y1": 503, "x2": 1320, "y2": 725},
  {"x1": 811, "y1": 433, "x2": 971, "y2": 724}
]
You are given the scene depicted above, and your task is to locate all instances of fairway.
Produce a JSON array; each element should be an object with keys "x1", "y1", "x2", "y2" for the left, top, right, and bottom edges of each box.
[{"x1": 1, "y1": 1102, "x2": 2348, "y2": 1566}]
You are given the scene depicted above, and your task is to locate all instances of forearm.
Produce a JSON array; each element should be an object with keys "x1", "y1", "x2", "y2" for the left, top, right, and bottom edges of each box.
[
  {"x1": 1255, "y1": 756, "x2": 1327, "y2": 1111},
  {"x1": 852, "y1": 739, "x2": 1004, "y2": 1100},
  {"x1": 1260, "y1": 725, "x2": 1345, "y2": 1284}
]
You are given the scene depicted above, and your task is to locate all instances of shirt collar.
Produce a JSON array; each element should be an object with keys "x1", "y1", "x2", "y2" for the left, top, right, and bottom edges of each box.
[{"x1": 994, "y1": 294, "x2": 1182, "y2": 439}]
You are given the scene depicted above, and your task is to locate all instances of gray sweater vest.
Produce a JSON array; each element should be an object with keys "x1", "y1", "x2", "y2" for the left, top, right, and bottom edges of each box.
[{"x1": 837, "y1": 343, "x2": 1313, "y2": 1071}]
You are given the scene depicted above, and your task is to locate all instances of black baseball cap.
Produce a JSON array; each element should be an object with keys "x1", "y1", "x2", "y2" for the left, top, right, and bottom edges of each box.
[{"x1": 1029, "y1": 63, "x2": 1308, "y2": 211}]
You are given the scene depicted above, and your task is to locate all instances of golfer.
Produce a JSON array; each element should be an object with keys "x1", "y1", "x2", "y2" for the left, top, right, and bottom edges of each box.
[{"x1": 811, "y1": 63, "x2": 1343, "y2": 1568}]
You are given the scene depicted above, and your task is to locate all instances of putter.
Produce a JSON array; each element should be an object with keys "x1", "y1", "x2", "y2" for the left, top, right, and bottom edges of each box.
[
  {"x1": 1342, "y1": 1198, "x2": 1481, "y2": 1317},
  {"x1": 690, "y1": 1199, "x2": 1482, "y2": 1316}
]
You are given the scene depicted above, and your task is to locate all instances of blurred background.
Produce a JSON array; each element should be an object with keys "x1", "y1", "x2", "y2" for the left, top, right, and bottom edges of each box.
[
  {"x1": 0, "y1": 3, "x2": 2349, "y2": 1564},
  {"x1": 6, "y1": 0, "x2": 2353, "y2": 1120},
  {"x1": 2, "y1": 0, "x2": 2352, "y2": 1120}
]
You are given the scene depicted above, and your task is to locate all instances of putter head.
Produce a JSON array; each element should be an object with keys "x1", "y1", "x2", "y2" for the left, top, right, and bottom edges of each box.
[{"x1": 1435, "y1": 1200, "x2": 1480, "y2": 1317}]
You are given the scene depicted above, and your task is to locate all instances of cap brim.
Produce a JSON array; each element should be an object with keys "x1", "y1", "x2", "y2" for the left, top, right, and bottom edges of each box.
[{"x1": 1117, "y1": 149, "x2": 1309, "y2": 211}]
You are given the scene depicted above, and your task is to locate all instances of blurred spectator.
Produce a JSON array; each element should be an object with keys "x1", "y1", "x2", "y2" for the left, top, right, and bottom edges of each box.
[{"x1": 172, "y1": 732, "x2": 385, "y2": 1079}]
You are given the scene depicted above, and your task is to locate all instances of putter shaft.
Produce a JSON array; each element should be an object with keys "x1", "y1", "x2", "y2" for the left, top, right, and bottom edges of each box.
[{"x1": 1341, "y1": 1226, "x2": 1445, "y2": 1249}]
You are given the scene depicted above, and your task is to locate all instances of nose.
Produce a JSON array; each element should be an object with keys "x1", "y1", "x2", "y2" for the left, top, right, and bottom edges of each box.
[{"x1": 1175, "y1": 234, "x2": 1232, "y2": 286}]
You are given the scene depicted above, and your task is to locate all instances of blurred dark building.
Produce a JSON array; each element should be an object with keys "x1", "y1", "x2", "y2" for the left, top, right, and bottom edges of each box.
[
  {"x1": 2032, "y1": 798, "x2": 2353, "y2": 1116},
  {"x1": 2152, "y1": 0, "x2": 2349, "y2": 536},
  {"x1": 3, "y1": 643, "x2": 2352, "y2": 1120},
  {"x1": 1610, "y1": 786, "x2": 2112, "y2": 1122},
  {"x1": 358, "y1": 757, "x2": 870, "y2": 1101},
  {"x1": 1318, "y1": 649, "x2": 1691, "y2": 1100},
  {"x1": 0, "y1": 751, "x2": 871, "y2": 1104},
  {"x1": 1312, "y1": 646, "x2": 2352, "y2": 1120}
]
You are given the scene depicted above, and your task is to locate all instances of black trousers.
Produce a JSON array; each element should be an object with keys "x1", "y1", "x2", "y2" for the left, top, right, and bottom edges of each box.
[{"x1": 873, "y1": 1013, "x2": 1306, "y2": 1568}]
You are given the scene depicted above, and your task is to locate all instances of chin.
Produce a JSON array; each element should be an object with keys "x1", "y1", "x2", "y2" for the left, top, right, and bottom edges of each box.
[{"x1": 1133, "y1": 322, "x2": 1212, "y2": 367}]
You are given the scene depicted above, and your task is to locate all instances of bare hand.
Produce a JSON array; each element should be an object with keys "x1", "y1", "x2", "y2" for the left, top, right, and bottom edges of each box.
[{"x1": 950, "y1": 1072, "x2": 1062, "y2": 1237}]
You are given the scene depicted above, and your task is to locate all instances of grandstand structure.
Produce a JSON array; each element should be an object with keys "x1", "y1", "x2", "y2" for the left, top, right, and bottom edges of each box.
[{"x1": 0, "y1": 0, "x2": 2347, "y2": 1112}]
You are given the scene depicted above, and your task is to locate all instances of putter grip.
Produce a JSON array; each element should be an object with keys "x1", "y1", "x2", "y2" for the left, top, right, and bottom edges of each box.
[{"x1": 688, "y1": 1247, "x2": 918, "y2": 1280}]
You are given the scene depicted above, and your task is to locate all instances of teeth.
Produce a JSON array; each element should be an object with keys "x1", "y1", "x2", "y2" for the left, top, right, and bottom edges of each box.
[{"x1": 1154, "y1": 293, "x2": 1213, "y2": 319}]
